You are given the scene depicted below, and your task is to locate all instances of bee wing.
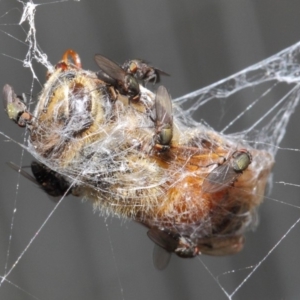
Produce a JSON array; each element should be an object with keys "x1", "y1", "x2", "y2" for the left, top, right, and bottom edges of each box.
[
  {"x1": 202, "y1": 164, "x2": 238, "y2": 193},
  {"x1": 155, "y1": 86, "x2": 173, "y2": 125},
  {"x1": 94, "y1": 54, "x2": 126, "y2": 82}
]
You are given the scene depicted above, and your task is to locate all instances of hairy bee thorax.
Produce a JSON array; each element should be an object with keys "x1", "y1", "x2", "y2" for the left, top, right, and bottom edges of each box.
[{"x1": 30, "y1": 68, "x2": 106, "y2": 163}]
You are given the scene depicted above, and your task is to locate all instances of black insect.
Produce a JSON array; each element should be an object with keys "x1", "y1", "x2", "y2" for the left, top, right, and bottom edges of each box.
[
  {"x1": 94, "y1": 54, "x2": 140, "y2": 101},
  {"x1": 122, "y1": 59, "x2": 169, "y2": 85},
  {"x1": 3, "y1": 84, "x2": 32, "y2": 127},
  {"x1": 147, "y1": 228, "x2": 200, "y2": 270},
  {"x1": 7, "y1": 161, "x2": 72, "y2": 200},
  {"x1": 202, "y1": 149, "x2": 252, "y2": 193}
]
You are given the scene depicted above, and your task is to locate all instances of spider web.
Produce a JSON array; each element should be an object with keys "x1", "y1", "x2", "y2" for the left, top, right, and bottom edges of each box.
[{"x1": 1, "y1": 1, "x2": 300, "y2": 300}]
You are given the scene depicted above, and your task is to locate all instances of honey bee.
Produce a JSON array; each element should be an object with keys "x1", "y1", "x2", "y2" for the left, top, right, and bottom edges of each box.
[{"x1": 3, "y1": 49, "x2": 274, "y2": 269}]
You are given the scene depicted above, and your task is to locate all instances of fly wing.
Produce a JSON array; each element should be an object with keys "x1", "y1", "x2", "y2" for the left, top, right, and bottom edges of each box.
[
  {"x1": 7, "y1": 161, "x2": 38, "y2": 185},
  {"x1": 95, "y1": 69, "x2": 117, "y2": 86},
  {"x1": 154, "y1": 68, "x2": 170, "y2": 77},
  {"x1": 152, "y1": 244, "x2": 171, "y2": 270},
  {"x1": 202, "y1": 164, "x2": 237, "y2": 193},
  {"x1": 147, "y1": 228, "x2": 178, "y2": 252},
  {"x1": 94, "y1": 54, "x2": 126, "y2": 82},
  {"x1": 155, "y1": 86, "x2": 173, "y2": 126},
  {"x1": 143, "y1": 64, "x2": 170, "y2": 84},
  {"x1": 147, "y1": 228, "x2": 176, "y2": 270}
]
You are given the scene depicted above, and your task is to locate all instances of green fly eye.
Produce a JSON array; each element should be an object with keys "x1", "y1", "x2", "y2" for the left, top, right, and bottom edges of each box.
[
  {"x1": 3, "y1": 84, "x2": 26, "y2": 122},
  {"x1": 3, "y1": 84, "x2": 31, "y2": 127},
  {"x1": 159, "y1": 126, "x2": 173, "y2": 145},
  {"x1": 231, "y1": 150, "x2": 252, "y2": 172}
]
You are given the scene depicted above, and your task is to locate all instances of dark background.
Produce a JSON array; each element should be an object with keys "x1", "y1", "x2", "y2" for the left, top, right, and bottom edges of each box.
[{"x1": 0, "y1": 1, "x2": 300, "y2": 299}]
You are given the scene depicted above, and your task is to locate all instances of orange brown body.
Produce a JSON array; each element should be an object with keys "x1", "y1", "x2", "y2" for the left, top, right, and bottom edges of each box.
[{"x1": 3, "y1": 50, "x2": 274, "y2": 262}]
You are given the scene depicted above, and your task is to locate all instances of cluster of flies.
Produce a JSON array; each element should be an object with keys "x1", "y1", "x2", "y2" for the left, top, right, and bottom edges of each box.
[{"x1": 3, "y1": 49, "x2": 254, "y2": 269}]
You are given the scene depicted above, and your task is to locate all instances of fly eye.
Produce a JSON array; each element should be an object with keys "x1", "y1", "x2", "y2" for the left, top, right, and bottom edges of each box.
[
  {"x1": 3, "y1": 85, "x2": 25, "y2": 121},
  {"x1": 3, "y1": 84, "x2": 31, "y2": 126},
  {"x1": 159, "y1": 127, "x2": 172, "y2": 145},
  {"x1": 6, "y1": 99, "x2": 26, "y2": 122},
  {"x1": 231, "y1": 151, "x2": 252, "y2": 172}
]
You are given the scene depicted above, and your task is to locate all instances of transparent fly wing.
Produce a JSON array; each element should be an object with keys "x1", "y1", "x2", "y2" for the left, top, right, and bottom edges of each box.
[
  {"x1": 3, "y1": 84, "x2": 15, "y2": 110},
  {"x1": 152, "y1": 244, "x2": 171, "y2": 270},
  {"x1": 202, "y1": 163, "x2": 237, "y2": 193},
  {"x1": 147, "y1": 228, "x2": 177, "y2": 269},
  {"x1": 155, "y1": 68, "x2": 170, "y2": 77},
  {"x1": 154, "y1": 86, "x2": 173, "y2": 146},
  {"x1": 6, "y1": 161, "x2": 38, "y2": 185},
  {"x1": 94, "y1": 54, "x2": 126, "y2": 82},
  {"x1": 147, "y1": 228, "x2": 177, "y2": 251},
  {"x1": 155, "y1": 86, "x2": 173, "y2": 126},
  {"x1": 94, "y1": 69, "x2": 117, "y2": 86}
]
